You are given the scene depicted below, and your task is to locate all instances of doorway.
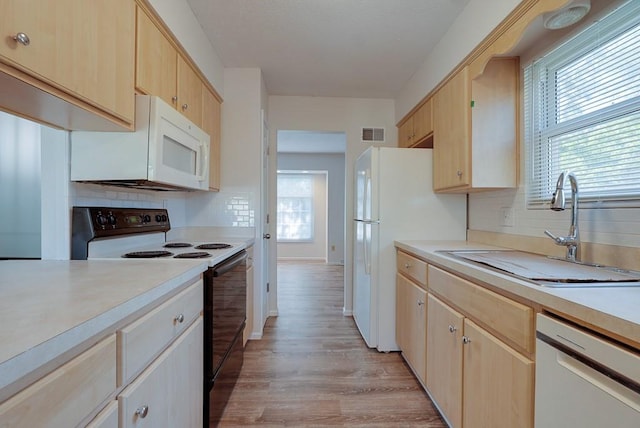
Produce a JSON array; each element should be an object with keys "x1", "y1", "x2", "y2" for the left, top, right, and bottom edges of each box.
[{"x1": 273, "y1": 130, "x2": 346, "y2": 313}]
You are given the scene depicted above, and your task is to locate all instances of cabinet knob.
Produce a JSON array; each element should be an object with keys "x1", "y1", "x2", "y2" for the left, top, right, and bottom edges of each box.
[
  {"x1": 456, "y1": 170, "x2": 463, "y2": 178},
  {"x1": 174, "y1": 313, "x2": 185, "y2": 324},
  {"x1": 404, "y1": 263, "x2": 411, "y2": 269},
  {"x1": 462, "y1": 336, "x2": 471, "y2": 344},
  {"x1": 448, "y1": 325, "x2": 457, "y2": 333},
  {"x1": 135, "y1": 405, "x2": 149, "y2": 418},
  {"x1": 12, "y1": 32, "x2": 30, "y2": 46},
  {"x1": 417, "y1": 300, "x2": 425, "y2": 307},
  {"x1": 171, "y1": 95, "x2": 178, "y2": 103},
  {"x1": 182, "y1": 103, "x2": 188, "y2": 111}
]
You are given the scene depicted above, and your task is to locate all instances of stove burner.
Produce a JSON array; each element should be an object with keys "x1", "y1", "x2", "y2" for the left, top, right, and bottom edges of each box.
[
  {"x1": 164, "y1": 242, "x2": 193, "y2": 248},
  {"x1": 195, "y1": 243, "x2": 232, "y2": 250},
  {"x1": 173, "y1": 251, "x2": 212, "y2": 259},
  {"x1": 123, "y1": 250, "x2": 174, "y2": 258}
]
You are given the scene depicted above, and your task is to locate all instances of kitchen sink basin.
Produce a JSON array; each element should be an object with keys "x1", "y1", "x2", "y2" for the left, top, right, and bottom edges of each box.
[{"x1": 440, "y1": 250, "x2": 640, "y2": 288}]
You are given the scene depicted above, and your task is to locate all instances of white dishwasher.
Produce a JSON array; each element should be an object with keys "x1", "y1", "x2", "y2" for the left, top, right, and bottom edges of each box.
[{"x1": 535, "y1": 314, "x2": 640, "y2": 427}]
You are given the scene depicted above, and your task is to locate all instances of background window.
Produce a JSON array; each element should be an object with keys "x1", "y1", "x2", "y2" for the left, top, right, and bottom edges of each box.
[
  {"x1": 525, "y1": 1, "x2": 640, "y2": 207},
  {"x1": 277, "y1": 173, "x2": 314, "y2": 241}
]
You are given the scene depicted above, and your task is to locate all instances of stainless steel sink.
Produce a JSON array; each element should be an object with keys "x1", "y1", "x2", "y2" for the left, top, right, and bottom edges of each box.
[{"x1": 440, "y1": 249, "x2": 640, "y2": 288}]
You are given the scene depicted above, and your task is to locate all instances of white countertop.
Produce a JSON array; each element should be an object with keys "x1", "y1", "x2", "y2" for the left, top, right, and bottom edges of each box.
[
  {"x1": 395, "y1": 240, "x2": 640, "y2": 347},
  {"x1": 0, "y1": 259, "x2": 208, "y2": 399}
]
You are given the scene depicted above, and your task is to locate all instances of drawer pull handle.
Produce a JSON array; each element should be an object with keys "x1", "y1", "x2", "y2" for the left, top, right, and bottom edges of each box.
[
  {"x1": 135, "y1": 405, "x2": 149, "y2": 418},
  {"x1": 417, "y1": 300, "x2": 424, "y2": 307},
  {"x1": 182, "y1": 103, "x2": 189, "y2": 111},
  {"x1": 462, "y1": 336, "x2": 471, "y2": 344},
  {"x1": 13, "y1": 32, "x2": 30, "y2": 46},
  {"x1": 171, "y1": 95, "x2": 178, "y2": 103},
  {"x1": 174, "y1": 314, "x2": 185, "y2": 324},
  {"x1": 404, "y1": 263, "x2": 411, "y2": 269},
  {"x1": 448, "y1": 325, "x2": 457, "y2": 333}
]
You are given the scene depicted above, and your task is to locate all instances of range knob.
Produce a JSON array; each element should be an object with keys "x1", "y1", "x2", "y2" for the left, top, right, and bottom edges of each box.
[
  {"x1": 143, "y1": 215, "x2": 151, "y2": 223},
  {"x1": 107, "y1": 213, "x2": 117, "y2": 226},
  {"x1": 96, "y1": 214, "x2": 108, "y2": 226},
  {"x1": 161, "y1": 214, "x2": 168, "y2": 222},
  {"x1": 155, "y1": 214, "x2": 162, "y2": 222}
]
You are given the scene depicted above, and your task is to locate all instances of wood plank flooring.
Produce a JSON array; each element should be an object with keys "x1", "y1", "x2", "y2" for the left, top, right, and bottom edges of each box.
[{"x1": 217, "y1": 261, "x2": 446, "y2": 427}]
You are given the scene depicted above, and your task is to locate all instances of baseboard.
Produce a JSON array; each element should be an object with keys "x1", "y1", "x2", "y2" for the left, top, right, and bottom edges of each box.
[{"x1": 343, "y1": 308, "x2": 353, "y2": 316}]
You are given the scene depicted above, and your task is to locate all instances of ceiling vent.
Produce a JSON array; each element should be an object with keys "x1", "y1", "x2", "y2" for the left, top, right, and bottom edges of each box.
[{"x1": 361, "y1": 127, "x2": 385, "y2": 143}]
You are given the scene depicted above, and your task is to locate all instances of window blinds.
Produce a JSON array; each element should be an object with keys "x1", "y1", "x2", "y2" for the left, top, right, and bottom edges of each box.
[{"x1": 525, "y1": 0, "x2": 640, "y2": 206}]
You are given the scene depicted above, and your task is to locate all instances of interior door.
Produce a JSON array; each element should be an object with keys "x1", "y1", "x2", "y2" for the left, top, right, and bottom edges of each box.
[{"x1": 262, "y1": 111, "x2": 275, "y2": 321}]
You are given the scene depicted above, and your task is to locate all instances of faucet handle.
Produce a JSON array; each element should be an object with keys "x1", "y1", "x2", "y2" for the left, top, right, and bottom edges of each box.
[{"x1": 544, "y1": 230, "x2": 564, "y2": 245}]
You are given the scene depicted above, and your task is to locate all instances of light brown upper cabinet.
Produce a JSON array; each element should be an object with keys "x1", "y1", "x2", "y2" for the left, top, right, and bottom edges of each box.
[
  {"x1": 202, "y1": 85, "x2": 221, "y2": 191},
  {"x1": 177, "y1": 56, "x2": 203, "y2": 126},
  {"x1": 433, "y1": 58, "x2": 518, "y2": 192},
  {"x1": 135, "y1": 6, "x2": 202, "y2": 128},
  {"x1": 135, "y1": 6, "x2": 177, "y2": 108},
  {"x1": 0, "y1": 0, "x2": 135, "y2": 130},
  {"x1": 397, "y1": 98, "x2": 433, "y2": 148}
]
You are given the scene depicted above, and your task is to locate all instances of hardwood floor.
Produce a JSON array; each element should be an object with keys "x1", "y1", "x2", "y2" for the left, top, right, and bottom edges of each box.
[{"x1": 217, "y1": 261, "x2": 447, "y2": 427}]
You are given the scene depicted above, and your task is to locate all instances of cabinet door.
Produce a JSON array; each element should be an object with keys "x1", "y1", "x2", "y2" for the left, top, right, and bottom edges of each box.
[
  {"x1": 413, "y1": 98, "x2": 433, "y2": 142},
  {"x1": 396, "y1": 273, "x2": 427, "y2": 383},
  {"x1": 397, "y1": 117, "x2": 414, "y2": 148},
  {"x1": 433, "y1": 66, "x2": 470, "y2": 190},
  {"x1": 462, "y1": 319, "x2": 534, "y2": 428},
  {"x1": 177, "y1": 56, "x2": 203, "y2": 126},
  {"x1": 119, "y1": 318, "x2": 204, "y2": 428},
  {"x1": 135, "y1": 6, "x2": 178, "y2": 107},
  {"x1": 1, "y1": 0, "x2": 134, "y2": 123},
  {"x1": 426, "y1": 294, "x2": 464, "y2": 428},
  {"x1": 168, "y1": 317, "x2": 203, "y2": 428},
  {"x1": 202, "y1": 86, "x2": 221, "y2": 191}
]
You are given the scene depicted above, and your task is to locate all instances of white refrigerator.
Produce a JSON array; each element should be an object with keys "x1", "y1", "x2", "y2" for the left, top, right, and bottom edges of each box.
[{"x1": 353, "y1": 147, "x2": 467, "y2": 351}]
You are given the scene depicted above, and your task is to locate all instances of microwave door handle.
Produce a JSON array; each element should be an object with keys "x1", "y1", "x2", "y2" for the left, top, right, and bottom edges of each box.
[{"x1": 196, "y1": 141, "x2": 207, "y2": 182}]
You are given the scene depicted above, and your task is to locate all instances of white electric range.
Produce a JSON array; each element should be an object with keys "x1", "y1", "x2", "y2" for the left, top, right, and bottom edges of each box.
[{"x1": 70, "y1": 206, "x2": 248, "y2": 427}]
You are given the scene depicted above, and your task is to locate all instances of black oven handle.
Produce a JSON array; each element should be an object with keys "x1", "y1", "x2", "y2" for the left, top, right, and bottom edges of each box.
[{"x1": 213, "y1": 250, "x2": 247, "y2": 277}]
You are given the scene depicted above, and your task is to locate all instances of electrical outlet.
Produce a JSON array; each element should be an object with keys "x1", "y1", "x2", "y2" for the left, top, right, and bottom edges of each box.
[
  {"x1": 500, "y1": 207, "x2": 515, "y2": 227},
  {"x1": 331, "y1": 245, "x2": 336, "y2": 251}
]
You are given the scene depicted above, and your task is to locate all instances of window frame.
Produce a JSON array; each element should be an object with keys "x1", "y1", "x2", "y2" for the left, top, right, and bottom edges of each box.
[{"x1": 524, "y1": 0, "x2": 640, "y2": 209}]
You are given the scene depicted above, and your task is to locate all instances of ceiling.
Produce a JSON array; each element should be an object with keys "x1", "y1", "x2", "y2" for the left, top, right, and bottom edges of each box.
[{"x1": 186, "y1": 0, "x2": 470, "y2": 99}]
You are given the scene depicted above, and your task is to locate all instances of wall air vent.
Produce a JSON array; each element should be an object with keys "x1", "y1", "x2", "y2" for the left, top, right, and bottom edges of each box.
[{"x1": 361, "y1": 127, "x2": 385, "y2": 143}]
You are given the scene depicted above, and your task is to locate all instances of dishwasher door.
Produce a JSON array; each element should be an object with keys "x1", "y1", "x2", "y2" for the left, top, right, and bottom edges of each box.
[{"x1": 535, "y1": 314, "x2": 640, "y2": 427}]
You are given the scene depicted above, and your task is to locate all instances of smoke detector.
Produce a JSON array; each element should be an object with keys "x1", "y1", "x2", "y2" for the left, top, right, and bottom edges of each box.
[{"x1": 543, "y1": 0, "x2": 591, "y2": 30}]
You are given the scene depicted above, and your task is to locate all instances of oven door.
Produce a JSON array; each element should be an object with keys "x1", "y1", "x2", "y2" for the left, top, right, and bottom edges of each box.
[
  {"x1": 148, "y1": 96, "x2": 210, "y2": 190},
  {"x1": 204, "y1": 250, "x2": 247, "y2": 379}
]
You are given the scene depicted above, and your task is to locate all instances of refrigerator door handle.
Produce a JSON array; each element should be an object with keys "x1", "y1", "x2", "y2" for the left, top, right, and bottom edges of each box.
[
  {"x1": 353, "y1": 219, "x2": 380, "y2": 224},
  {"x1": 364, "y1": 222, "x2": 370, "y2": 275}
]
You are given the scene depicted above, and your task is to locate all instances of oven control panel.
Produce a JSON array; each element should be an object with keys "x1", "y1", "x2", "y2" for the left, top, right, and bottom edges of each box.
[
  {"x1": 73, "y1": 207, "x2": 170, "y2": 236},
  {"x1": 72, "y1": 207, "x2": 171, "y2": 260}
]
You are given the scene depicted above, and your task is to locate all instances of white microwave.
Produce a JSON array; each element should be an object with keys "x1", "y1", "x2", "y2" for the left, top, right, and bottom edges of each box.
[{"x1": 71, "y1": 95, "x2": 210, "y2": 191}]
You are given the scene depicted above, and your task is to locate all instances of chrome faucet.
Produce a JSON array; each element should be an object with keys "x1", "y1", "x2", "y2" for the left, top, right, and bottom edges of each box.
[{"x1": 544, "y1": 171, "x2": 579, "y2": 262}]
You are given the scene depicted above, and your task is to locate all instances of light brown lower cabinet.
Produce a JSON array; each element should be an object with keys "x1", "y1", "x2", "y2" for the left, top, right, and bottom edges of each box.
[
  {"x1": 118, "y1": 317, "x2": 203, "y2": 428},
  {"x1": 395, "y1": 272, "x2": 427, "y2": 383},
  {"x1": 0, "y1": 335, "x2": 117, "y2": 427},
  {"x1": 426, "y1": 292, "x2": 534, "y2": 428},
  {"x1": 86, "y1": 401, "x2": 118, "y2": 428}
]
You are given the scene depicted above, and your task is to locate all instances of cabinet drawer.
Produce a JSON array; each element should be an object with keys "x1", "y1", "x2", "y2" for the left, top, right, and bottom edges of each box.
[
  {"x1": 117, "y1": 279, "x2": 203, "y2": 386},
  {"x1": 0, "y1": 334, "x2": 116, "y2": 428},
  {"x1": 397, "y1": 251, "x2": 428, "y2": 287},
  {"x1": 428, "y1": 265, "x2": 534, "y2": 353}
]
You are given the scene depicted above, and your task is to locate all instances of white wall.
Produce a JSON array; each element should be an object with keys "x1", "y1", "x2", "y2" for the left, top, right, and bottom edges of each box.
[
  {"x1": 277, "y1": 153, "x2": 345, "y2": 264},
  {"x1": 267, "y1": 96, "x2": 396, "y2": 314}
]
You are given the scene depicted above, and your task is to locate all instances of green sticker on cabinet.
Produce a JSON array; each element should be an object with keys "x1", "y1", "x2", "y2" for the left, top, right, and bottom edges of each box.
[{"x1": 471, "y1": 100, "x2": 475, "y2": 108}]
